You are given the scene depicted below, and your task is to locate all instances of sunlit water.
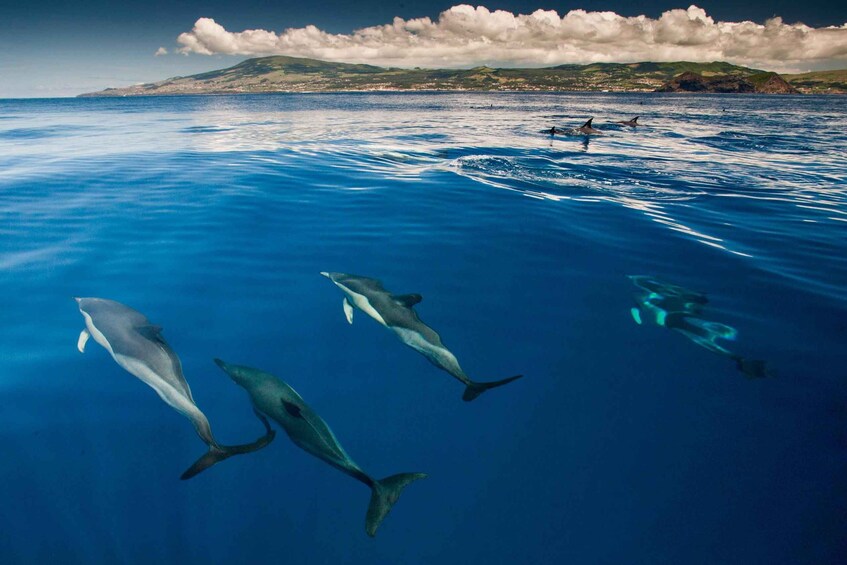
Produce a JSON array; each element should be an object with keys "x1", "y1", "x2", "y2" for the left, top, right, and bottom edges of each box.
[{"x1": 1, "y1": 93, "x2": 845, "y2": 564}]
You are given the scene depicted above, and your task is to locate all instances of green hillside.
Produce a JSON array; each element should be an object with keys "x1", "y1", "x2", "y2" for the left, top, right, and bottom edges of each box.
[
  {"x1": 783, "y1": 70, "x2": 847, "y2": 94},
  {"x1": 79, "y1": 56, "x2": 844, "y2": 96}
]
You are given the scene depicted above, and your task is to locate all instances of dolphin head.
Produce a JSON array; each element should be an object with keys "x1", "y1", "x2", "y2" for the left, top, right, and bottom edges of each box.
[
  {"x1": 214, "y1": 358, "x2": 259, "y2": 388},
  {"x1": 320, "y1": 271, "x2": 346, "y2": 282}
]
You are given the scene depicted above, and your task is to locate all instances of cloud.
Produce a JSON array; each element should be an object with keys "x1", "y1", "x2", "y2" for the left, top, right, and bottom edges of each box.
[
  {"x1": 155, "y1": 47, "x2": 168, "y2": 56},
  {"x1": 176, "y1": 5, "x2": 847, "y2": 72}
]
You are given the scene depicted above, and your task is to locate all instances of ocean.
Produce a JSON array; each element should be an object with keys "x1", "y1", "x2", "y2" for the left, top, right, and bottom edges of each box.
[{"x1": 0, "y1": 92, "x2": 845, "y2": 564}]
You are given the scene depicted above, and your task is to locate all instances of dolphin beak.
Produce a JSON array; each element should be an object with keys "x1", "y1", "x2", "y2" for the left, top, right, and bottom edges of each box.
[
  {"x1": 213, "y1": 358, "x2": 228, "y2": 370},
  {"x1": 73, "y1": 297, "x2": 81, "y2": 303},
  {"x1": 319, "y1": 271, "x2": 331, "y2": 278}
]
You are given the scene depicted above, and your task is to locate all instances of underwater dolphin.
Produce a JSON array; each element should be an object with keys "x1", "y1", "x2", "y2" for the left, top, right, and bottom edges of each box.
[
  {"x1": 618, "y1": 117, "x2": 639, "y2": 127},
  {"x1": 75, "y1": 297, "x2": 275, "y2": 479},
  {"x1": 576, "y1": 118, "x2": 602, "y2": 135},
  {"x1": 214, "y1": 359, "x2": 426, "y2": 537},
  {"x1": 320, "y1": 272, "x2": 523, "y2": 401},
  {"x1": 626, "y1": 277, "x2": 770, "y2": 378}
]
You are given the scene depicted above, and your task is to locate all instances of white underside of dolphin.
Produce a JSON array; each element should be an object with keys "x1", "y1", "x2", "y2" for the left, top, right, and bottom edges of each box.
[
  {"x1": 321, "y1": 272, "x2": 523, "y2": 401},
  {"x1": 75, "y1": 297, "x2": 274, "y2": 479}
]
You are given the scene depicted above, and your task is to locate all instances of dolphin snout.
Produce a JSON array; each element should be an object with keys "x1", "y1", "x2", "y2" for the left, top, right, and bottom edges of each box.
[
  {"x1": 320, "y1": 271, "x2": 331, "y2": 278},
  {"x1": 213, "y1": 358, "x2": 228, "y2": 370}
]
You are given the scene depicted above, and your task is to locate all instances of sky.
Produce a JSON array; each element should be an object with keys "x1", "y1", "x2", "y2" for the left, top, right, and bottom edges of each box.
[{"x1": 1, "y1": 1, "x2": 846, "y2": 98}]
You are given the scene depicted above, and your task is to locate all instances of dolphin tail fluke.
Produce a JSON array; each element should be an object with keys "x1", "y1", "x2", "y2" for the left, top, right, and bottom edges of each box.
[
  {"x1": 180, "y1": 411, "x2": 276, "y2": 480},
  {"x1": 462, "y1": 374, "x2": 524, "y2": 402},
  {"x1": 733, "y1": 357, "x2": 772, "y2": 379},
  {"x1": 365, "y1": 472, "x2": 427, "y2": 537},
  {"x1": 180, "y1": 447, "x2": 231, "y2": 480}
]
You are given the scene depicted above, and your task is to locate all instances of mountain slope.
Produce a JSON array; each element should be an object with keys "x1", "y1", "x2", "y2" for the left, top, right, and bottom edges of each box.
[{"x1": 78, "y1": 56, "x2": 840, "y2": 96}]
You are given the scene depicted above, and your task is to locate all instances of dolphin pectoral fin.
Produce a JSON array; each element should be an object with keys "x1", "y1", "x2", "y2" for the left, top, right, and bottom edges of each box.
[
  {"x1": 343, "y1": 297, "x2": 354, "y2": 324},
  {"x1": 366, "y1": 472, "x2": 427, "y2": 537},
  {"x1": 77, "y1": 329, "x2": 90, "y2": 353},
  {"x1": 393, "y1": 294, "x2": 422, "y2": 308},
  {"x1": 630, "y1": 308, "x2": 642, "y2": 325}
]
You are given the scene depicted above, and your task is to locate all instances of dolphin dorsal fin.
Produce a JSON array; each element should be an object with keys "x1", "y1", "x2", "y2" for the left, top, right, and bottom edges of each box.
[
  {"x1": 282, "y1": 400, "x2": 303, "y2": 418},
  {"x1": 632, "y1": 117, "x2": 639, "y2": 123},
  {"x1": 136, "y1": 325, "x2": 163, "y2": 341},
  {"x1": 393, "y1": 294, "x2": 422, "y2": 308},
  {"x1": 582, "y1": 118, "x2": 593, "y2": 128}
]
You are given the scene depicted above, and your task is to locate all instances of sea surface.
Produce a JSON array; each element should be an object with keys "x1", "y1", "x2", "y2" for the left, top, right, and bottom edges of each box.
[{"x1": 1, "y1": 93, "x2": 845, "y2": 564}]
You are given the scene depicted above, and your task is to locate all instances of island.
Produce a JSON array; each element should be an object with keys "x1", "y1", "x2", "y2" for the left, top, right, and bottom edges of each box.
[{"x1": 79, "y1": 56, "x2": 847, "y2": 96}]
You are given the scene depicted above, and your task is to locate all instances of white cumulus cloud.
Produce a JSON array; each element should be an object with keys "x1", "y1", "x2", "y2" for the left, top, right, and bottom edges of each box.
[
  {"x1": 155, "y1": 47, "x2": 168, "y2": 56},
  {"x1": 176, "y1": 5, "x2": 847, "y2": 72}
]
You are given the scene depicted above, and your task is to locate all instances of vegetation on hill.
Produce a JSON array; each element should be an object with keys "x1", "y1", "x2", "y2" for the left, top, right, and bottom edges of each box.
[{"x1": 79, "y1": 56, "x2": 844, "y2": 96}]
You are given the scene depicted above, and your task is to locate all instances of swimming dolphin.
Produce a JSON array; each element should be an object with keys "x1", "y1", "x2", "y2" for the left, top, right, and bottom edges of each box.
[
  {"x1": 618, "y1": 116, "x2": 639, "y2": 127},
  {"x1": 626, "y1": 277, "x2": 770, "y2": 378},
  {"x1": 320, "y1": 272, "x2": 523, "y2": 401},
  {"x1": 75, "y1": 297, "x2": 275, "y2": 479},
  {"x1": 576, "y1": 118, "x2": 602, "y2": 135},
  {"x1": 214, "y1": 359, "x2": 426, "y2": 537}
]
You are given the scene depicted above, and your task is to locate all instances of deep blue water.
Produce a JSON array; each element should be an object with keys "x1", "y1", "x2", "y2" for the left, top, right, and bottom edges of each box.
[{"x1": 1, "y1": 93, "x2": 846, "y2": 564}]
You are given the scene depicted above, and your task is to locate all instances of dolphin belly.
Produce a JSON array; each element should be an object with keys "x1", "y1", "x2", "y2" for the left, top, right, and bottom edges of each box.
[
  {"x1": 114, "y1": 354, "x2": 217, "y2": 446},
  {"x1": 392, "y1": 326, "x2": 469, "y2": 383}
]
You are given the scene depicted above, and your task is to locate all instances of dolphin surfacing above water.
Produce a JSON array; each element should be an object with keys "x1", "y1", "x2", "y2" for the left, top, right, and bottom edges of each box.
[
  {"x1": 320, "y1": 272, "x2": 523, "y2": 401},
  {"x1": 576, "y1": 118, "x2": 603, "y2": 135},
  {"x1": 618, "y1": 117, "x2": 640, "y2": 127},
  {"x1": 214, "y1": 359, "x2": 426, "y2": 537},
  {"x1": 75, "y1": 297, "x2": 275, "y2": 479}
]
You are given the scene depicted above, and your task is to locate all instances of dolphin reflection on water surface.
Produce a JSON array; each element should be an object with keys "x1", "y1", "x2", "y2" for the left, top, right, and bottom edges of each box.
[
  {"x1": 321, "y1": 272, "x2": 523, "y2": 401},
  {"x1": 214, "y1": 359, "x2": 427, "y2": 537},
  {"x1": 75, "y1": 297, "x2": 275, "y2": 479}
]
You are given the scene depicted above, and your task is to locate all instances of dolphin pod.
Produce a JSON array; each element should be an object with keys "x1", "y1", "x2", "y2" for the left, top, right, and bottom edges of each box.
[
  {"x1": 320, "y1": 271, "x2": 523, "y2": 401},
  {"x1": 72, "y1": 271, "x2": 768, "y2": 536},
  {"x1": 214, "y1": 359, "x2": 427, "y2": 537},
  {"x1": 75, "y1": 297, "x2": 276, "y2": 479},
  {"x1": 545, "y1": 116, "x2": 643, "y2": 136}
]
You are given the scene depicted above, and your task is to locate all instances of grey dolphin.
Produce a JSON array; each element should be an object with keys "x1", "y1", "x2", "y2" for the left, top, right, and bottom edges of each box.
[
  {"x1": 75, "y1": 297, "x2": 275, "y2": 479},
  {"x1": 576, "y1": 118, "x2": 603, "y2": 135},
  {"x1": 214, "y1": 359, "x2": 426, "y2": 537},
  {"x1": 626, "y1": 277, "x2": 770, "y2": 378},
  {"x1": 618, "y1": 116, "x2": 640, "y2": 127},
  {"x1": 320, "y1": 272, "x2": 523, "y2": 401}
]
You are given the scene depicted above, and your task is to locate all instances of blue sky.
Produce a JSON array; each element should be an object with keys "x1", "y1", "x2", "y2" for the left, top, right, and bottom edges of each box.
[{"x1": 1, "y1": 1, "x2": 845, "y2": 98}]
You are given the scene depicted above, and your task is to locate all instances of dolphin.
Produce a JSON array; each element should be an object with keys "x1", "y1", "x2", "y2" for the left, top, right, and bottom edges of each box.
[
  {"x1": 618, "y1": 116, "x2": 639, "y2": 127},
  {"x1": 544, "y1": 126, "x2": 566, "y2": 135},
  {"x1": 575, "y1": 118, "x2": 602, "y2": 135},
  {"x1": 320, "y1": 272, "x2": 523, "y2": 401},
  {"x1": 626, "y1": 277, "x2": 770, "y2": 378},
  {"x1": 214, "y1": 359, "x2": 426, "y2": 537},
  {"x1": 75, "y1": 297, "x2": 275, "y2": 479}
]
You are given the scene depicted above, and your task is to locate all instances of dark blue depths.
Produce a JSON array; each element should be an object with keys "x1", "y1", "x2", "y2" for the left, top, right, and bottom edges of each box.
[{"x1": 0, "y1": 92, "x2": 846, "y2": 564}]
